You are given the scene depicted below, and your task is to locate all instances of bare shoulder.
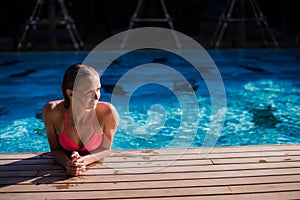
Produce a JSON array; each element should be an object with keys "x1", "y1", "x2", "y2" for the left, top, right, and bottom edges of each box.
[
  {"x1": 43, "y1": 100, "x2": 64, "y2": 116},
  {"x1": 96, "y1": 102, "x2": 119, "y2": 124},
  {"x1": 96, "y1": 102, "x2": 114, "y2": 113},
  {"x1": 43, "y1": 100, "x2": 65, "y2": 136}
]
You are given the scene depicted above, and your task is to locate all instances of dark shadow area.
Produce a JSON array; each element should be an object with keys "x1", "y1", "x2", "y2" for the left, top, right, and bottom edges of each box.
[
  {"x1": 0, "y1": 0, "x2": 299, "y2": 51},
  {"x1": 0, "y1": 153, "x2": 70, "y2": 187},
  {"x1": 250, "y1": 104, "x2": 281, "y2": 128}
]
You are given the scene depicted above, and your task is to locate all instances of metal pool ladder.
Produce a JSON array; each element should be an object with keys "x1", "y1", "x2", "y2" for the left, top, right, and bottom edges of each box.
[
  {"x1": 210, "y1": 0, "x2": 279, "y2": 49},
  {"x1": 120, "y1": 0, "x2": 181, "y2": 49},
  {"x1": 17, "y1": 0, "x2": 84, "y2": 51}
]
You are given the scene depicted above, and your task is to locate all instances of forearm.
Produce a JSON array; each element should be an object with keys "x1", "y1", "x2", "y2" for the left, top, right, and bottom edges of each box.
[
  {"x1": 82, "y1": 148, "x2": 110, "y2": 165},
  {"x1": 51, "y1": 149, "x2": 71, "y2": 168}
]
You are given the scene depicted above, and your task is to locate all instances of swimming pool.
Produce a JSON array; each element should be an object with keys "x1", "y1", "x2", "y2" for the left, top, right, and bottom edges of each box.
[{"x1": 0, "y1": 49, "x2": 299, "y2": 153}]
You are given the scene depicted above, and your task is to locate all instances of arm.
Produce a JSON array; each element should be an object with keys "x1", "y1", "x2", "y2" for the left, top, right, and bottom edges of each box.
[
  {"x1": 81, "y1": 103, "x2": 119, "y2": 165},
  {"x1": 43, "y1": 103, "x2": 85, "y2": 176},
  {"x1": 43, "y1": 103, "x2": 69, "y2": 166}
]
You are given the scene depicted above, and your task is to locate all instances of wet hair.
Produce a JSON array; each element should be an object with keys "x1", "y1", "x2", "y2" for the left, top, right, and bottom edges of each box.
[{"x1": 61, "y1": 63, "x2": 99, "y2": 108}]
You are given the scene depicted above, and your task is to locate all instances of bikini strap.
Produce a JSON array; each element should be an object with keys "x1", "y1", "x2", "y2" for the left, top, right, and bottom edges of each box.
[{"x1": 91, "y1": 112, "x2": 102, "y2": 134}]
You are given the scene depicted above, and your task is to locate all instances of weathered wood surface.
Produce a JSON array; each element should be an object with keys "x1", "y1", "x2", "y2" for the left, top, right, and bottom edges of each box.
[{"x1": 1, "y1": 144, "x2": 300, "y2": 199}]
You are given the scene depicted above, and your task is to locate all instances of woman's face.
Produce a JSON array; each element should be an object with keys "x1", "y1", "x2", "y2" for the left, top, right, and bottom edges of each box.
[{"x1": 73, "y1": 75, "x2": 101, "y2": 110}]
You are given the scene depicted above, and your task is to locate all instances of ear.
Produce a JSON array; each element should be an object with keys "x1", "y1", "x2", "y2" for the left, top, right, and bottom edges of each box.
[{"x1": 66, "y1": 89, "x2": 73, "y2": 98}]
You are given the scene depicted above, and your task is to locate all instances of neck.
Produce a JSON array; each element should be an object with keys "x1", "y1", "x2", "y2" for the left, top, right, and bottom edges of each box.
[{"x1": 65, "y1": 106, "x2": 75, "y2": 125}]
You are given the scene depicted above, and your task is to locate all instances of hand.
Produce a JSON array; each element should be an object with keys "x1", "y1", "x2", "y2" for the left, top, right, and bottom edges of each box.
[
  {"x1": 71, "y1": 151, "x2": 87, "y2": 166},
  {"x1": 65, "y1": 151, "x2": 87, "y2": 176},
  {"x1": 71, "y1": 151, "x2": 81, "y2": 162}
]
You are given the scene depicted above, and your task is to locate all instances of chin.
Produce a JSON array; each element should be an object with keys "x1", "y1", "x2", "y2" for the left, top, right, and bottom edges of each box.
[{"x1": 91, "y1": 102, "x2": 98, "y2": 109}]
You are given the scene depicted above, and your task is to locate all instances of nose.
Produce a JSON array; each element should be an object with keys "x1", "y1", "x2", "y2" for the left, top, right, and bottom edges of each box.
[{"x1": 95, "y1": 90, "x2": 100, "y2": 100}]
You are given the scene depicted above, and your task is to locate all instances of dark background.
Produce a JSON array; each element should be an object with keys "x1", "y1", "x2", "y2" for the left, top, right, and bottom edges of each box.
[{"x1": 1, "y1": 0, "x2": 299, "y2": 51}]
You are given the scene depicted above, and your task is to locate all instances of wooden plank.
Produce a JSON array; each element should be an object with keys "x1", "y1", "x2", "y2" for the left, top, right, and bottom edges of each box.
[
  {"x1": 1, "y1": 168, "x2": 300, "y2": 185},
  {"x1": 230, "y1": 182, "x2": 300, "y2": 193},
  {"x1": 1, "y1": 155, "x2": 299, "y2": 171},
  {"x1": 0, "y1": 159, "x2": 56, "y2": 165},
  {"x1": 1, "y1": 174, "x2": 300, "y2": 193},
  {"x1": 1, "y1": 154, "x2": 299, "y2": 169},
  {"x1": 1, "y1": 161, "x2": 300, "y2": 177},
  {"x1": 0, "y1": 164, "x2": 63, "y2": 171},
  {"x1": 211, "y1": 155, "x2": 300, "y2": 165},
  {"x1": 95, "y1": 155, "x2": 300, "y2": 168},
  {"x1": 0, "y1": 186, "x2": 232, "y2": 199},
  {"x1": 0, "y1": 153, "x2": 45, "y2": 160},
  {"x1": 0, "y1": 159, "x2": 212, "y2": 170},
  {"x1": 90, "y1": 159, "x2": 213, "y2": 169},
  {"x1": 84, "y1": 162, "x2": 300, "y2": 175},
  {"x1": 117, "y1": 191, "x2": 300, "y2": 200},
  {"x1": 89, "y1": 145, "x2": 300, "y2": 159},
  {"x1": 0, "y1": 170, "x2": 65, "y2": 177},
  {"x1": 1, "y1": 182, "x2": 300, "y2": 200},
  {"x1": 104, "y1": 151, "x2": 300, "y2": 163},
  {"x1": 1, "y1": 191, "x2": 300, "y2": 200},
  {"x1": 1, "y1": 146, "x2": 300, "y2": 162}
]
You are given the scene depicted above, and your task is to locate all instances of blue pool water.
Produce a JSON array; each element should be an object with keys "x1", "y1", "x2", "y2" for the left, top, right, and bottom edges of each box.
[{"x1": 0, "y1": 49, "x2": 299, "y2": 153}]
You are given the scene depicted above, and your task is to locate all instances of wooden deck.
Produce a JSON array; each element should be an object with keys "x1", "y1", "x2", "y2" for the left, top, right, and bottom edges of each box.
[{"x1": 1, "y1": 144, "x2": 300, "y2": 199}]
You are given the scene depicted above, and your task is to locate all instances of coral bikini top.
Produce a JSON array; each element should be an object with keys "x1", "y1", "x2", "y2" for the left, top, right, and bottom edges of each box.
[{"x1": 58, "y1": 109, "x2": 103, "y2": 153}]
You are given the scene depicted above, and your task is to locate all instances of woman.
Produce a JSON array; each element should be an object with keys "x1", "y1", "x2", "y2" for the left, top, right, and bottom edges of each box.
[{"x1": 43, "y1": 63, "x2": 119, "y2": 176}]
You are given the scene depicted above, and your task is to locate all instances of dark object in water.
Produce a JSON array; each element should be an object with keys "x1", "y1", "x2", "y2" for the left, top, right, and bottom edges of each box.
[
  {"x1": 250, "y1": 104, "x2": 281, "y2": 128},
  {"x1": 1, "y1": 59, "x2": 23, "y2": 66},
  {"x1": 152, "y1": 57, "x2": 168, "y2": 63},
  {"x1": 35, "y1": 112, "x2": 43, "y2": 120},
  {"x1": 112, "y1": 59, "x2": 121, "y2": 64},
  {"x1": 245, "y1": 56, "x2": 259, "y2": 60},
  {"x1": 0, "y1": 106, "x2": 9, "y2": 116},
  {"x1": 174, "y1": 81, "x2": 199, "y2": 92},
  {"x1": 34, "y1": 128, "x2": 46, "y2": 137},
  {"x1": 102, "y1": 84, "x2": 127, "y2": 95},
  {"x1": 10, "y1": 69, "x2": 37, "y2": 78},
  {"x1": 240, "y1": 65, "x2": 265, "y2": 73}
]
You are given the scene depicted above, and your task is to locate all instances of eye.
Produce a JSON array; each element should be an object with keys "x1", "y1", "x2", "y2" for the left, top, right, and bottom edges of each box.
[{"x1": 85, "y1": 90, "x2": 94, "y2": 96}]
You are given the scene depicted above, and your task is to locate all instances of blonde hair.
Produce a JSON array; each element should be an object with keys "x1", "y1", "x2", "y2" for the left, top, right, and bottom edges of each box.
[{"x1": 62, "y1": 63, "x2": 99, "y2": 108}]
